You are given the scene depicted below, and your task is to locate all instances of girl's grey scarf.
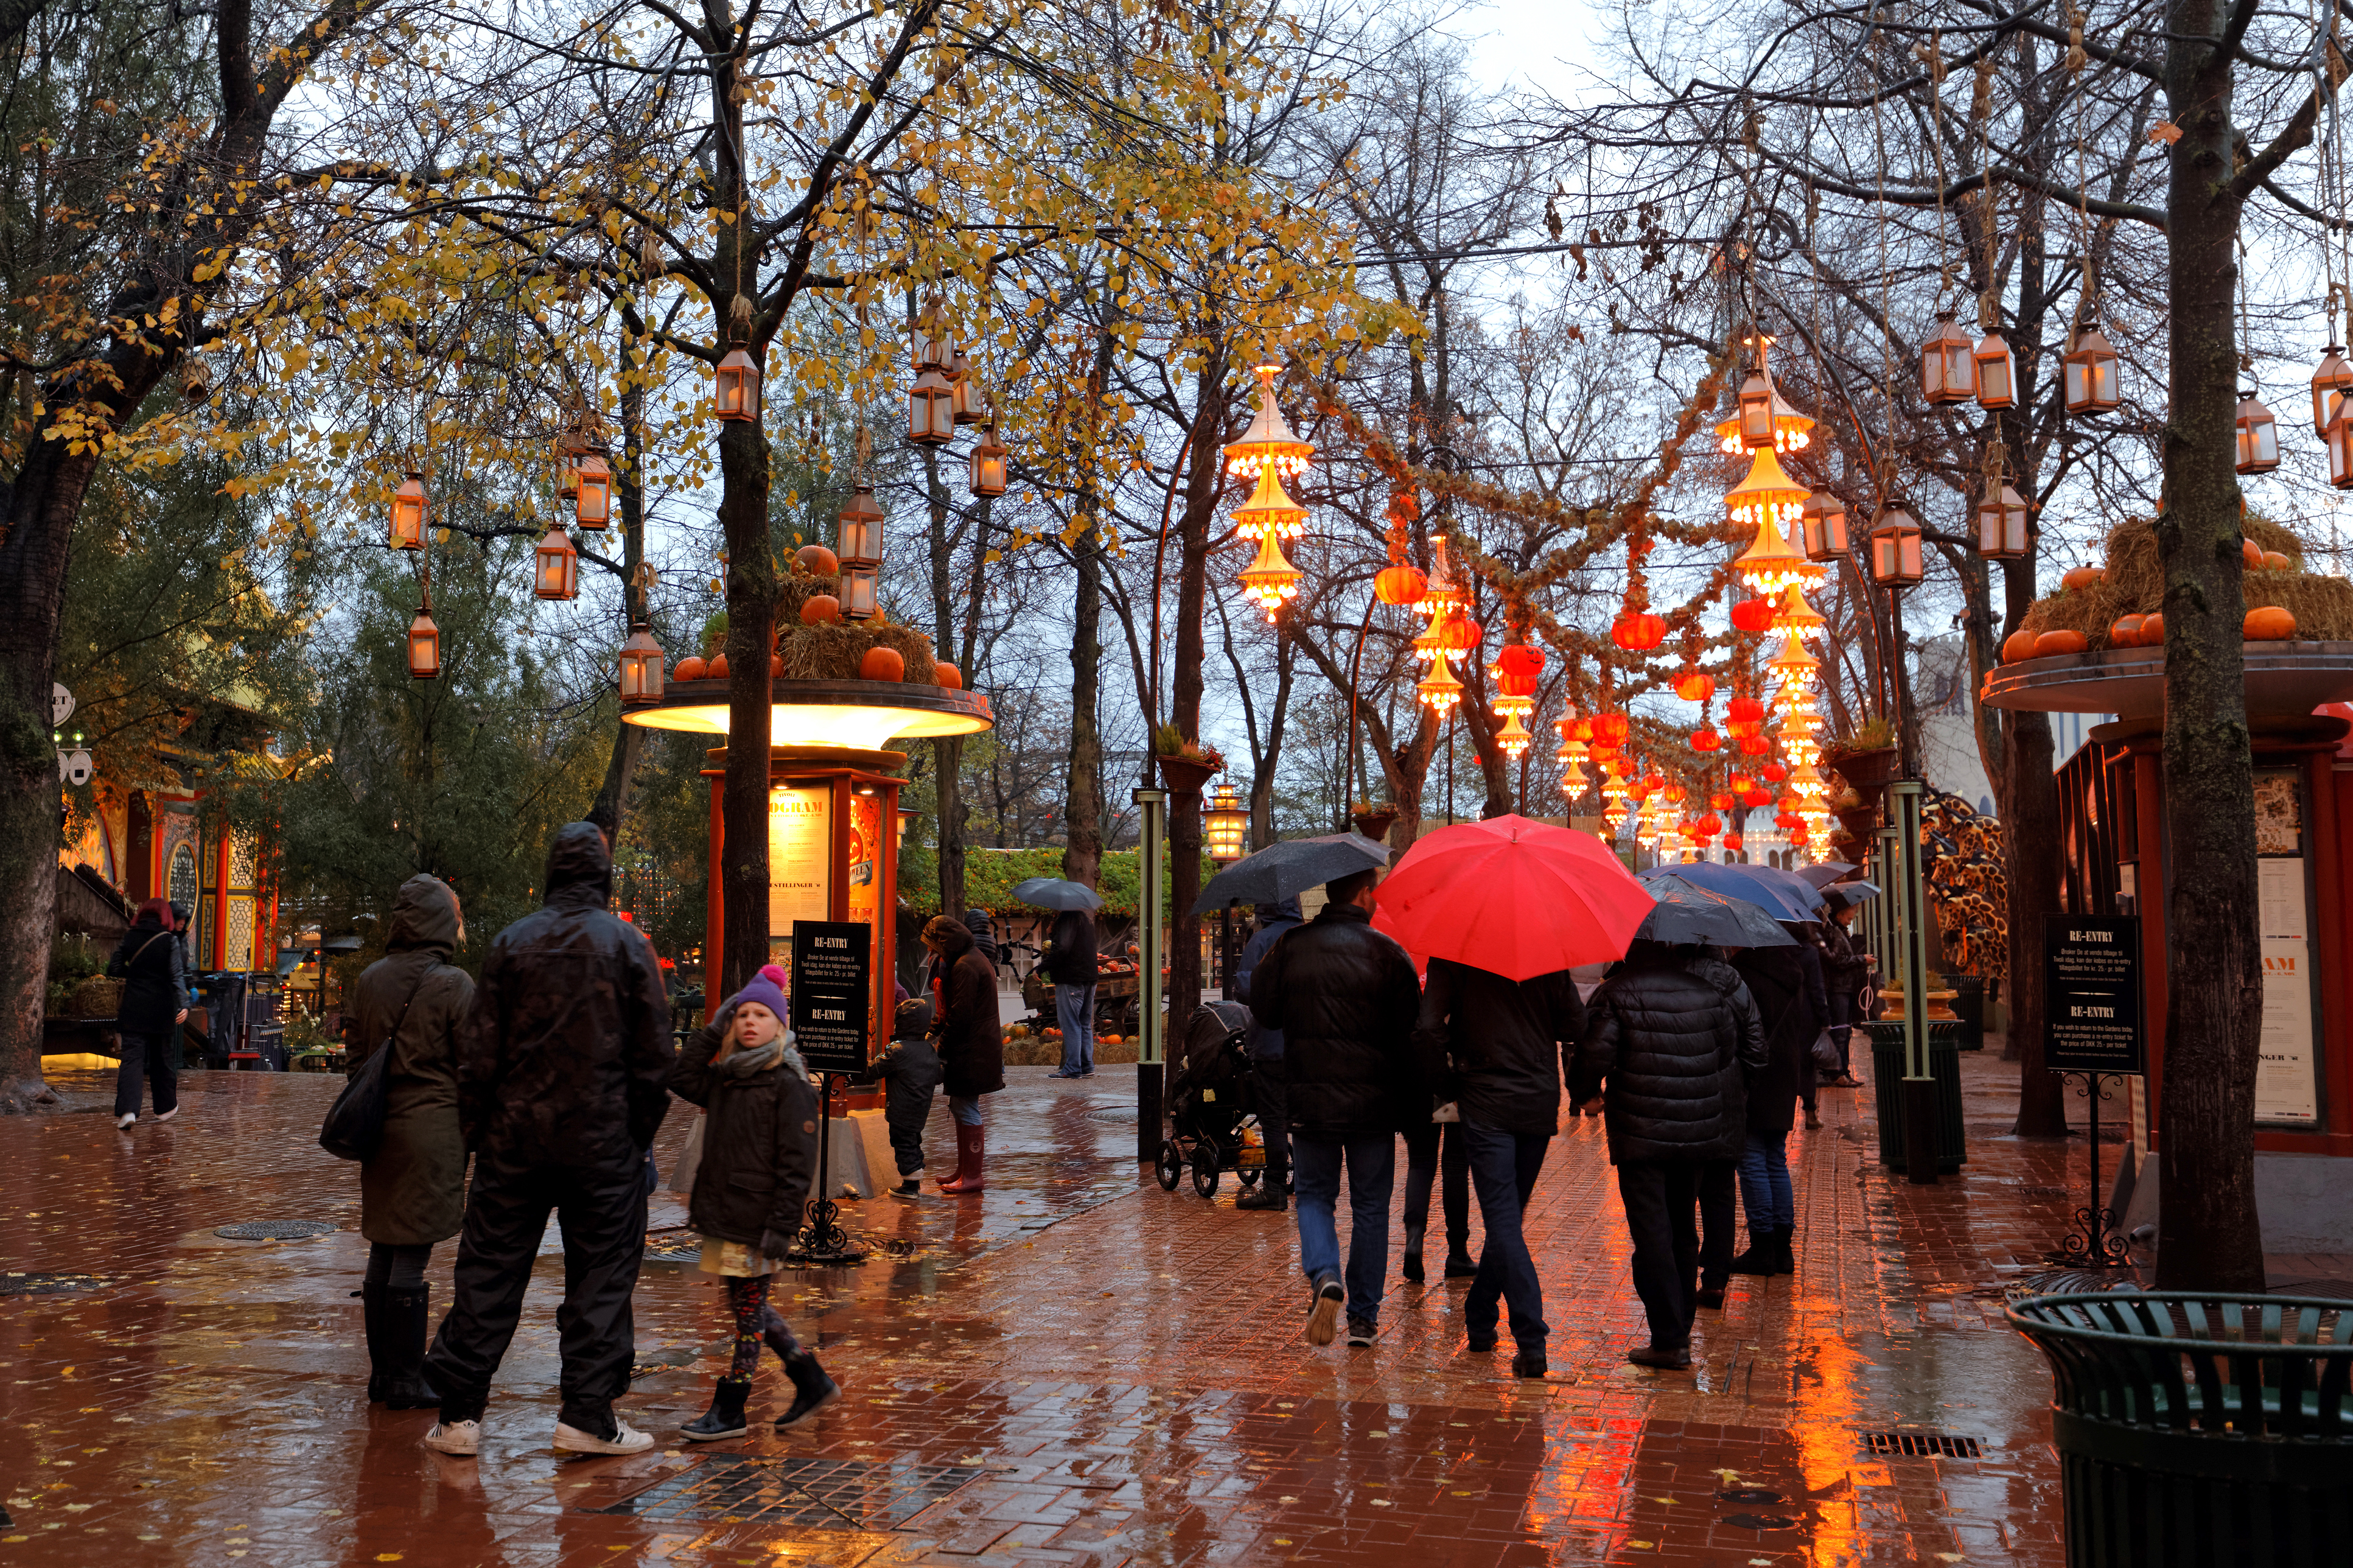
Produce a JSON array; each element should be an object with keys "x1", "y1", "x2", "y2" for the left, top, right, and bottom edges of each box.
[{"x1": 718, "y1": 1038, "x2": 801, "y2": 1078}]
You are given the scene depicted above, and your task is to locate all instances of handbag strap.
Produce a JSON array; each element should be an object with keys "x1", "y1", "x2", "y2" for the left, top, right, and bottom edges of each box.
[{"x1": 374, "y1": 968, "x2": 433, "y2": 1074}]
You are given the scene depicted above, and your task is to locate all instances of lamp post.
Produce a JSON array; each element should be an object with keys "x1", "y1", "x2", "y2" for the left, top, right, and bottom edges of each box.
[
  {"x1": 1133, "y1": 787, "x2": 1167, "y2": 1164},
  {"x1": 1206, "y1": 782, "x2": 1248, "y2": 999}
]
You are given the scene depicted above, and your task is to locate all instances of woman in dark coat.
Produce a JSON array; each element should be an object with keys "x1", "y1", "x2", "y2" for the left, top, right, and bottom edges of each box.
[
  {"x1": 1727, "y1": 926, "x2": 1827, "y2": 1277},
  {"x1": 923, "y1": 913, "x2": 1004, "y2": 1193},
  {"x1": 107, "y1": 897, "x2": 189, "y2": 1128},
  {"x1": 1817, "y1": 895, "x2": 1872, "y2": 1085},
  {"x1": 344, "y1": 874, "x2": 475, "y2": 1407}
]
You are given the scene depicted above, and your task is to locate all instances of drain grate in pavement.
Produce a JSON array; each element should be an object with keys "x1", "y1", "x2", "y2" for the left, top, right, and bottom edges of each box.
[
  {"x1": 596, "y1": 1455, "x2": 985, "y2": 1529},
  {"x1": 1859, "y1": 1430, "x2": 1982, "y2": 1459},
  {"x1": 0, "y1": 1272, "x2": 108, "y2": 1296},
  {"x1": 214, "y1": 1220, "x2": 337, "y2": 1241},
  {"x1": 1087, "y1": 1107, "x2": 1137, "y2": 1123},
  {"x1": 642, "y1": 1235, "x2": 704, "y2": 1265}
]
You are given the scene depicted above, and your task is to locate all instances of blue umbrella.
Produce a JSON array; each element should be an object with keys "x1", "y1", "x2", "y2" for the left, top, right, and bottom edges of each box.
[{"x1": 1639, "y1": 861, "x2": 1823, "y2": 923}]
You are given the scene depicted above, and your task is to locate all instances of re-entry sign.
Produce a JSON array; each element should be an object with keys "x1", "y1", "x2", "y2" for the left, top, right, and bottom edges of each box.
[
  {"x1": 2044, "y1": 914, "x2": 2144, "y2": 1076},
  {"x1": 790, "y1": 920, "x2": 872, "y2": 1074}
]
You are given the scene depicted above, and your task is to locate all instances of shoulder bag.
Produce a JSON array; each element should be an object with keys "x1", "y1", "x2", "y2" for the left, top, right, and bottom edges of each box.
[{"x1": 319, "y1": 969, "x2": 430, "y2": 1162}]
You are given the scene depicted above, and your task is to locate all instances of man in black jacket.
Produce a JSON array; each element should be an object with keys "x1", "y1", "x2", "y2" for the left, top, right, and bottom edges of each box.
[
  {"x1": 1411, "y1": 957, "x2": 1586, "y2": 1379},
  {"x1": 421, "y1": 822, "x2": 675, "y2": 1458},
  {"x1": 1571, "y1": 940, "x2": 1765, "y2": 1370},
  {"x1": 1043, "y1": 907, "x2": 1098, "y2": 1079},
  {"x1": 1245, "y1": 868, "x2": 1422, "y2": 1348},
  {"x1": 1232, "y1": 897, "x2": 1302, "y2": 1212}
]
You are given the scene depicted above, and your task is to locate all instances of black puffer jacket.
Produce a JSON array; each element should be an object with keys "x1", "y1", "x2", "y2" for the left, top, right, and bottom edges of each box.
[
  {"x1": 1411, "y1": 958, "x2": 1587, "y2": 1135},
  {"x1": 666, "y1": 1027, "x2": 820, "y2": 1246},
  {"x1": 1570, "y1": 943, "x2": 1766, "y2": 1164},
  {"x1": 929, "y1": 918, "x2": 1005, "y2": 1099},
  {"x1": 107, "y1": 912, "x2": 187, "y2": 1038},
  {"x1": 456, "y1": 822, "x2": 674, "y2": 1168},
  {"x1": 1731, "y1": 941, "x2": 1826, "y2": 1136},
  {"x1": 1245, "y1": 901, "x2": 1422, "y2": 1138},
  {"x1": 1043, "y1": 910, "x2": 1097, "y2": 986}
]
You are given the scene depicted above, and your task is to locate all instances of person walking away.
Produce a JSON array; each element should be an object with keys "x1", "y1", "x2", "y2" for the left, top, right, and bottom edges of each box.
[
  {"x1": 1400, "y1": 1111, "x2": 1471, "y2": 1281},
  {"x1": 107, "y1": 898, "x2": 189, "y2": 1129},
  {"x1": 1043, "y1": 906, "x2": 1099, "y2": 1079},
  {"x1": 960, "y1": 907, "x2": 999, "y2": 970},
  {"x1": 924, "y1": 914, "x2": 1004, "y2": 1194},
  {"x1": 1783, "y1": 920, "x2": 1830, "y2": 1130},
  {"x1": 855, "y1": 997, "x2": 942, "y2": 1197},
  {"x1": 420, "y1": 822, "x2": 675, "y2": 1458},
  {"x1": 1571, "y1": 939, "x2": 1764, "y2": 1370},
  {"x1": 1232, "y1": 897, "x2": 1303, "y2": 1212},
  {"x1": 1413, "y1": 956, "x2": 1586, "y2": 1378},
  {"x1": 346, "y1": 875, "x2": 474, "y2": 1409},
  {"x1": 1728, "y1": 926, "x2": 1827, "y2": 1277},
  {"x1": 665, "y1": 970, "x2": 839, "y2": 1438},
  {"x1": 1818, "y1": 894, "x2": 1871, "y2": 1086},
  {"x1": 1245, "y1": 868, "x2": 1422, "y2": 1348}
]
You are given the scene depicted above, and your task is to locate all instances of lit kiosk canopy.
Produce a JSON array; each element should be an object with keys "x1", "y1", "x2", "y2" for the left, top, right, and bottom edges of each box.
[{"x1": 624, "y1": 676, "x2": 995, "y2": 1080}]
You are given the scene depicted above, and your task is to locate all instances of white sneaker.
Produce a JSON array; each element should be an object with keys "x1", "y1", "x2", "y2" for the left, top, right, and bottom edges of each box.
[
  {"x1": 423, "y1": 1419, "x2": 481, "y2": 1456},
  {"x1": 155, "y1": 1107, "x2": 179, "y2": 1124},
  {"x1": 553, "y1": 1419, "x2": 654, "y2": 1456},
  {"x1": 115, "y1": 1113, "x2": 136, "y2": 1130}
]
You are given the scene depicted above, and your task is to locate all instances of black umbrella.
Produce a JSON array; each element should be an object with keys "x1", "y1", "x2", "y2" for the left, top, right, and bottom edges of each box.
[
  {"x1": 1012, "y1": 877, "x2": 1102, "y2": 911},
  {"x1": 1190, "y1": 833, "x2": 1389, "y2": 916},
  {"x1": 1795, "y1": 861, "x2": 1859, "y2": 891},
  {"x1": 1822, "y1": 878, "x2": 1881, "y2": 908},
  {"x1": 1634, "y1": 875, "x2": 1796, "y2": 948}
]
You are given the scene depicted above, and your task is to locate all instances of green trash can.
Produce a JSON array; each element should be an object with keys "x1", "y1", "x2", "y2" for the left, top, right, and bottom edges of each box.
[
  {"x1": 1862, "y1": 1020, "x2": 1965, "y2": 1172},
  {"x1": 2007, "y1": 1292, "x2": 2353, "y2": 1567}
]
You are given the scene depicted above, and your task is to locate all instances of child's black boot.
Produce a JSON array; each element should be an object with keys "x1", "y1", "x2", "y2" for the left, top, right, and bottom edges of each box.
[{"x1": 681, "y1": 1376, "x2": 750, "y2": 1441}]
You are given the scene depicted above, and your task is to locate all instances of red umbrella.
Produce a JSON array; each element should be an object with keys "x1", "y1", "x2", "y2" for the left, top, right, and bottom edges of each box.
[{"x1": 1372, "y1": 814, "x2": 1653, "y2": 981}]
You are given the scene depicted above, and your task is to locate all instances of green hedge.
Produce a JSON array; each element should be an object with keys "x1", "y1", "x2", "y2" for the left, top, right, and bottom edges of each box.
[{"x1": 924, "y1": 846, "x2": 1216, "y2": 919}]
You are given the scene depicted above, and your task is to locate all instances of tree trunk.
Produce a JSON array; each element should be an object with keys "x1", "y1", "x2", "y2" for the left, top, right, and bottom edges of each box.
[
  {"x1": 926, "y1": 446, "x2": 968, "y2": 919},
  {"x1": 1167, "y1": 358, "x2": 1227, "y2": 1043},
  {"x1": 717, "y1": 407, "x2": 775, "y2": 998},
  {"x1": 2153, "y1": 19, "x2": 2265, "y2": 1291},
  {"x1": 588, "y1": 378, "x2": 652, "y2": 844},
  {"x1": 1063, "y1": 517, "x2": 1104, "y2": 887},
  {"x1": 1250, "y1": 632, "x2": 1295, "y2": 849}
]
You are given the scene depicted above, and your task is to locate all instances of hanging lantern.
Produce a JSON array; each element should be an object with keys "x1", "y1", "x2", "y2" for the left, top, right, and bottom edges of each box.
[
  {"x1": 1235, "y1": 464, "x2": 1308, "y2": 541},
  {"x1": 618, "y1": 622, "x2": 665, "y2": 703},
  {"x1": 1799, "y1": 488, "x2": 1848, "y2": 563},
  {"x1": 714, "y1": 343, "x2": 761, "y2": 422},
  {"x1": 1727, "y1": 695, "x2": 1764, "y2": 726},
  {"x1": 1691, "y1": 726, "x2": 1721, "y2": 753},
  {"x1": 1610, "y1": 609, "x2": 1666, "y2": 650},
  {"x1": 553, "y1": 424, "x2": 588, "y2": 499},
  {"x1": 1238, "y1": 530, "x2": 1302, "y2": 620},
  {"x1": 944, "y1": 345, "x2": 987, "y2": 426},
  {"x1": 1662, "y1": 782, "x2": 1687, "y2": 806},
  {"x1": 1976, "y1": 476, "x2": 2030, "y2": 560},
  {"x1": 1497, "y1": 711, "x2": 1533, "y2": 759},
  {"x1": 407, "y1": 604, "x2": 440, "y2": 679},
  {"x1": 1590, "y1": 712, "x2": 1630, "y2": 749},
  {"x1": 2330, "y1": 396, "x2": 2353, "y2": 490},
  {"x1": 969, "y1": 424, "x2": 1010, "y2": 497},
  {"x1": 1436, "y1": 614, "x2": 1484, "y2": 659},
  {"x1": 1724, "y1": 830, "x2": 1744, "y2": 854},
  {"x1": 1223, "y1": 362, "x2": 1313, "y2": 478},
  {"x1": 1739, "y1": 734, "x2": 1770, "y2": 755},
  {"x1": 1727, "y1": 449, "x2": 1815, "y2": 595},
  {"x1": 1375, "y1": 562, "x2": 1428, "y2": 607},
  {"x1": 1411, "y1": 621, "x2": 1444, "y2": 666},
  {"x1": 2311, "y1": 344, "x2": 2353, "y2": 435},
  {"x1": 1496, "y1": 642, "x2": 1545, "y2": 689},
  {"x1": 907, "y1": 367, "x2": 956, "y2": 446},
  {"x1": 2062, "y1": 327, "x2": 2121, "y2": 415},
  {"x1": 1204, "y1": 782, "x2": 1250, "y2": 864},
  {"x1": 1419, "y1": 537, "x2": 1464, "y2": 621},
  {"x1": 1416, "y1": 653, "x2": 1463, "y2": 715},
  {"x1": 1973, "y1": 328, "x2": 2018, "y2": 409},
  {"x1": 1730, "y1": 596, "x2": 1776, "y2": 634},
  {"x1": 1921, "y1": 311, "x2": 1977, "y2": 404},
  {"x1": 1773, "y1": 584, "x2": 1827, "y2": 640},
  {"x1": 1869, "y1": 497, "x2": 1924, "y2": 587},
  {"x1": 836, "y1": 483, "x2": 885, "y2": 620},
  {"x1": 2234, "y1": 392, "x2": 2280, "y2": 475},
  {"x1": 534, "y1": 523, "x2": 579, "y2": 600},
  {"x1": 575, "y1": 450, "x2": 613, "y2": 530},
  {"x1": 1675, "y1": 671, "x2": 1715, "y2": 702},
  {"x1": 1735, "y1": 365, "x2": 1777, "y2": 450},
  {"x1": 390, "y1": 471, "x2": 427, "y2": 550},
  {"x1": 1761, "y1": 761, "x2": 1788, "y2": 784}
]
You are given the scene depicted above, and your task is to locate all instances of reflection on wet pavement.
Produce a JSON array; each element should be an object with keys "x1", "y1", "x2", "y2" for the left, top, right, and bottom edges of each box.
[{"x1": 4, "y1": 1052, "x2": 2248, "y2": 1564}]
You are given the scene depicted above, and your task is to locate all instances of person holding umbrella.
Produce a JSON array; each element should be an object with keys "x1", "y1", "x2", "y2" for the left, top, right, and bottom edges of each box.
[
  {"x1": 1016, "y1": 877, "x2": 1103, "y2": 1081},
  {"x1": 1817, "y1": 885, "x2": 1875, "y2": 1086}
]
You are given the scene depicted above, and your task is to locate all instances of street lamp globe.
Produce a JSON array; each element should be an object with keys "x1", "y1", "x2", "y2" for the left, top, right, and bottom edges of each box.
[{"x1": 1205, "y1": 783, "x2": 1249, "y2": 864}]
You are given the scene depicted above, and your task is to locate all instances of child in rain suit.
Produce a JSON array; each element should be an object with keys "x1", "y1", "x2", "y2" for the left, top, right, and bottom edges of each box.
[{"x1": 858, "y1": 996, "x2": 943, "y2": 1198}]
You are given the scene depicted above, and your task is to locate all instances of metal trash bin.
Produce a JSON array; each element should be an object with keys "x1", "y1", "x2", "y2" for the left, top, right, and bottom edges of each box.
[
  {"x1": 1862, "y1": 1020, "x2": 1967, "y2": 1172},
  {"x1": 2007, "y1": 1291, "x2": 2353, "y2": 1567}
]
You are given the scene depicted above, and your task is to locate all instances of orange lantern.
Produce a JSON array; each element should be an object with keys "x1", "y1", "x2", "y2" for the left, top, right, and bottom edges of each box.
[
  {"x1": 1710, "y1": 793, "x2": 1733, "y2": 812},
  {"x1": 1611, "y1": 610, "x2": 1666, "y2": 651},
  {"x1": 1730, "y1": 597, "x2": 1775, "y2": 634},
  {"x1": 1495, "y1": 642, "x2": 1545, "y2": 695},
  {"x1": 1727, "y1": 696, "x2": 1764, "y2": 726},
  {"x1": 1662, "y1": 782, "x2": 1687, "y2": 805},
  {"x1": 1675, "y1": 671, "x2": 1716, "y2": 702},
  {"x1": 1590, "y1": 713, "x2": 1630, "y2": 748},
  {"x1": 1375, "y1": 564, "x2": 1428, "y2": 606},
  {"x1": 1761, "y1": 761, "x2": 1788, "y2": 783},
  {"x1": 1691, "y1": 726, "x2": 1720, "y2": 753}
]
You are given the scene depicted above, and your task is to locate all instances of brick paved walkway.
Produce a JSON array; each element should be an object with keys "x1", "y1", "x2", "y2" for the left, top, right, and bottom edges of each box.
[{"x1": 2, "y1": 1051, "x2": 2323, "y2": 1566}]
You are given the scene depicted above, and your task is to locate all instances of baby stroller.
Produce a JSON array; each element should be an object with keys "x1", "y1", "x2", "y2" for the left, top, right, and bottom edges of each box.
[{"x1": 1155, "y1": 1000, "x2": 1271, "y2": 1198}]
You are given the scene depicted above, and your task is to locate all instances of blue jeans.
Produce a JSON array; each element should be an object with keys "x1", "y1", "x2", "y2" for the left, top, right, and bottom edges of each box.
[
  {"x1": 1463, "y1": 1122, "x2": 1550, "y2": 1349},
  {"x1": 949, "y1": 1095, "x2": 984, "y2": 1127},
  {"x1": 1291, "y1": 1133, "x2": 1394, "y2": 1326},
  {"x1": 1054, "y1": 983, "x2": 1096, "y2": 1073},
  {"x1": 1738, "y1": 1129, "x2": 1793, "y2": 1233}
]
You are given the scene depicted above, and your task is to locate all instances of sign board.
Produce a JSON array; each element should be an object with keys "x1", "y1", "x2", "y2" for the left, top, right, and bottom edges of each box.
[
  {"x1": 2044, "y1": 914, "x2": 2144, "y2": 1075},
  {"x1": 789, "y1": 920, "x2": 872, "y2": 1074},
  {"x1": 767, "y1": 785, "x2": 831, "y2": 968}
]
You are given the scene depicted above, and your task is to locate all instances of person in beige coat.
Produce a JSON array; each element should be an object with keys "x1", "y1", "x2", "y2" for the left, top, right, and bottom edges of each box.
[{"x1": 346, "y1": 874, "x2": 474, "y2": 1408}]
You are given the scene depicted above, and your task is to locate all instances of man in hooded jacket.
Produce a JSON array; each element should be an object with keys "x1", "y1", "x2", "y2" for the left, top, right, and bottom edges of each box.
[
  {"x1": 1231, "y1": 897, "x2": 1302, "y2": 1211},
  {"x1": 421, "y1": 823, "x2": 674, "y2": 1458}
]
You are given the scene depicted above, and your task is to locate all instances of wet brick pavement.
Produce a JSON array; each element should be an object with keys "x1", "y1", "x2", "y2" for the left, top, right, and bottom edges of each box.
[{"x1": 4, "y1": 1050, "x2": 2335, "y2": 1565}]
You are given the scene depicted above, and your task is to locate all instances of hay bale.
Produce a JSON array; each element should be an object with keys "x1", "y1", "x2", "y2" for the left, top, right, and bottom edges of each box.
[
  {"x1": 2250, "y1": 570, "x2": 2353, "y2": 639},
  {"x1": 778, "y1": 620, "x2": 869, "y2": 680},
  {"x1": 2016, "y1": 513, "x2": 2349, "y2": 648},
  {"x1": 867, "y1": 620, "x2": 939, "y2": 685},
  {"x1": 776, "y1": 569, "x2": 841, "y2": 626}
]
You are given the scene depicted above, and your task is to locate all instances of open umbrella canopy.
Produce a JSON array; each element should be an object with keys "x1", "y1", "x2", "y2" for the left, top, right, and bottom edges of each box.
[
  {"x1": 1012, "y1": 877, "x2": 1102, "y2": 912},
  {"x1": 1643, "y1": 860, "x2": 1823, "y2": 923},
  {"x1": 1372, "y1": 814, "x2": 1652, "y2": 981},
  {"x1": 1795, "y1": 861, "x2": 1859, "y2": 890},
  {"x1": 1635, "y1": 875, "x2": 1797, "y2": 948},
  {"x1": 1190, "y1": 833, "x2": 1389, "y2": 916},
  {"x1": 1822, "y1": 878, "x2": 1881, "y2": 908}
]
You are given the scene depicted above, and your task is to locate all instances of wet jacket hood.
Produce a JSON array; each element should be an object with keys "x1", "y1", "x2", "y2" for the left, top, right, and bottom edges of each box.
[
  {"x1": 928, "y1": 917, "x2": 975, "y2": 958},
  {"x1": 1254, "y1": 897, "x2": 1303, "y2": 924},
  {"x1": 544, "y1": 821, "x2": 612, "y2": 908},
  {"x1": 386, "y1": 875, "x2": 461, "y2": 957}
]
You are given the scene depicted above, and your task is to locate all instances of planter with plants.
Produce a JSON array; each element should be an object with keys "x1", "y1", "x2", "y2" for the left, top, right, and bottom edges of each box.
[{"x1": 1153, "y1": 723, "x2": 1223, "y2": 794}]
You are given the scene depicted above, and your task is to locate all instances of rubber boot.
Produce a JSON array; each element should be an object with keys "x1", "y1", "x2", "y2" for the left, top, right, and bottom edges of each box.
[
  {"x1": 1727, "y1": 1231, "x2": 1780, "y2": 1276},
  {"x1": 680, "y1": 1376, "x2": 750, "y2": 1441},
  {"x1": 937, "y1": 1124, "x2": 985, "y2": 1194},
  {"x1": 774, "y1": 1351, "x2": 841, "y2": 1430},
  {"x1": 1773, "y1": 1227, "x2": 1797, "y2": 1276},
  {"x1": 379, "y1": 1284, "x2": 441, "y2": 1410},
  {"x1": 1400, "y1": 1222, "x2": 1426, "y2": 1283},
  {"x1": 361, "y1": 1281, "x2": 389, "y2": 1402},
  {"x1": 1442, "y1": 1245, "x2": 1478, "y2": 1279}
]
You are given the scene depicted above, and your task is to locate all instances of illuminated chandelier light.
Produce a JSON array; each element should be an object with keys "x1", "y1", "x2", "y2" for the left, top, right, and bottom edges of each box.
[
  {"x1": 1237, "y1": 528, "x2": 1302, "y2": 620},
  {"x1": 1411, "y1": 620, "x2": 1444, "y2": 666},
  {"x1": 1222, "y1": 363, "x2": 1314, "y2": 480},
  {"x1": 1727, "y1": 449, "x2": 1823, "y2": 596},
  {"x1": 1497, "y1": 710, "x2": 1533, "y2": 758},
  {"x1": 1771, "y1": 583, "x2": 1827, "y2": 640},
  {"x1": 1420, "y1": 536, "x2": 1465, "y2": 623},
  {"x1": 1234, "y1": 462, "x2": 1309, "y2": 542},
  {"x1": 1416, "y1": 653, "x2": 1463, "y2": 715}
]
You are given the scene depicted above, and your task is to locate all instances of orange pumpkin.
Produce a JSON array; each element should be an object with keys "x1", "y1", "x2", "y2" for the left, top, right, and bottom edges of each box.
[
  {"x1": 2108, "y1": 615, "x2": 2144, "y2": 648},
  {"x1": 934, "y1": 660, "x2": 963, "y2": 690},
  {"x1": 674, "y1": 655, "x2": 708, "y2": 681},
  {"x1": 2061, "y1": 565, "x2": 2105, "y2": 593},
  {"x1": 2245, "y1": 604, "x2": 2298, "y2": 640},
  {"x1": 2242, "y1": 538, "x2": 2265, "y2": 570},
  {"x1": 2002, "y1": 630, "x2": 2041, "y2": 663},
  {"x1": 2034, "y1": 629, "x2": 2089, "y2": 657},
  {"x1": 707, "y1": 652, "x2": 730, "y2": 679},
  {"x1": 801, "y1": 594, "x2": 842, "y2": 625},
  {"x1": 859, "y1": 644, "x2": 906, "y2": 681},
  {"x1": 770, "y1": 653, "x2": 784, "y2": 676},
  {"x1": 2139, "y1": 612, "x2": 2165, "y2": 645},
  {"x1": 2262, "y1": 550, "x2": 2293, "y2": 572},
  {"x1": 794, "y1": 544, "x2": 840, "y2": 576}
]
